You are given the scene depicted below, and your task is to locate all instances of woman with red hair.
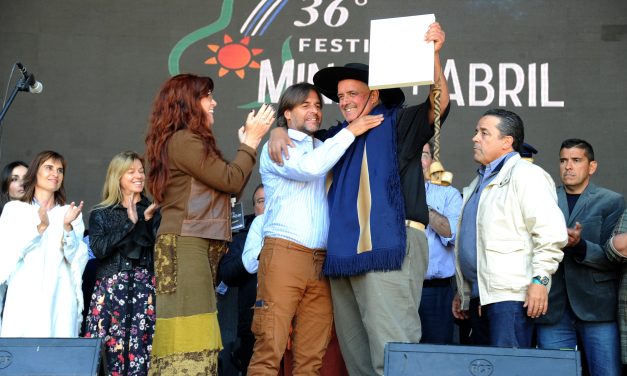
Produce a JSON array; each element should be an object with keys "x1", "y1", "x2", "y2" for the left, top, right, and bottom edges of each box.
[{"x1": 145, "y1": 73, "x2": 274, "y2": 375}]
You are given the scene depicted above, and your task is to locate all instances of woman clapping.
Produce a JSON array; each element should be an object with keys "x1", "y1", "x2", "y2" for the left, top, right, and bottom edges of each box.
[
  {"x1": 0, "y1": 150, "x2": 88, "y2": 337},
  {"x1": 85, "y1": 151, "x2": 159, "y2": 375},
  {"x1": 145, "y1": 74, "x2": 274, "y2": 375}
]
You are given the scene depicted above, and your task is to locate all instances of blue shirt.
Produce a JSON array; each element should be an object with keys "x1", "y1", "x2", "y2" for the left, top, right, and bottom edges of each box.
[
  {"x1": 459, "y1": 151, "x2": 517, "y2": 297},
  {"x1": 260, "y1": 128, "x2": 355, "y2": 249},
  {"x1": 424, "y1": 182, "x2": 462, "y2": 279},
  {"x1": 83, "y1": 235, "x2": 95, "y2": 260}
]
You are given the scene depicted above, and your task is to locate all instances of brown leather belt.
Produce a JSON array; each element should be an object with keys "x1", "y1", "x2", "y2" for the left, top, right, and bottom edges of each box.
[{"x1": 405, "y1": 219, "x2": 426, "y2": 231}]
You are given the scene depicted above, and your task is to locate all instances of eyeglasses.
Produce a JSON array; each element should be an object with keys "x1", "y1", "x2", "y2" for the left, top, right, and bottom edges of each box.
[
  {"x1": 206, "y1": 90, "x2": 214, "y2": 100},
  {"x1": 254, "y1": 198, "x2": 265, "y2": 205}
]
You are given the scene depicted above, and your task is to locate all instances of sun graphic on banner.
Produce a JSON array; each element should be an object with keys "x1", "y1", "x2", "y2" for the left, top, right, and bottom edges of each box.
[{"x1": 205, "y1": 35, "x2": 263, "y2": 79}]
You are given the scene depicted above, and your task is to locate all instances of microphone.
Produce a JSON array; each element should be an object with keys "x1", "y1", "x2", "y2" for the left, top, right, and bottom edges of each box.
[{"x1": 16, "y1": 62, "x2": 43, "y2": 94}]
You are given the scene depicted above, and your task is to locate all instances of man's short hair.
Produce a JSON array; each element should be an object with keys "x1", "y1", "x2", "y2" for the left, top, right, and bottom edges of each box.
[
  {"x1": 252, "y1": 183, "x2": 264, "y2": 204},
  {"x1": 276, "y1": 83, "x2": 323, "y2": 128},
  {"x1": 560, "y1": 138, "x2": 595, "y2": 161},
  {"x1": 483, "y1": 109, "x2": 524, "y2": 151}
]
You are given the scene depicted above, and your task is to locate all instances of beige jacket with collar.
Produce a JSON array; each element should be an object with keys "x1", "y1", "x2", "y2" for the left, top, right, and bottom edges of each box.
[{"x1": 455, "y1": 153, "x2": 567, "y2": 310}]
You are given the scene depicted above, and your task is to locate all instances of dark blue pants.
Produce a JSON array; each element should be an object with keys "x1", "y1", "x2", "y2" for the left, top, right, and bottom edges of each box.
[{"x1": 419, "y1": 279, "x2": 455, "y2": 344}]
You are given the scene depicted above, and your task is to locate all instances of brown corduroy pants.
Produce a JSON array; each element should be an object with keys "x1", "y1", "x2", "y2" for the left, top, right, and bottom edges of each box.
[{"x1": 248, "y1": 237, "x2": 333, "y2": 376}]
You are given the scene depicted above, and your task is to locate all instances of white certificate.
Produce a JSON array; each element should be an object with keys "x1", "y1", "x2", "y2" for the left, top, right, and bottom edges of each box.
[{"x1": 369, "y1": 14, "x2": 435, "y2": 89}]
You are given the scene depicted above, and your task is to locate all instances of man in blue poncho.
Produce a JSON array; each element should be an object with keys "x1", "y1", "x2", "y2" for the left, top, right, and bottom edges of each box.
[{"x1": 269, "y1": 21, "x2": 449, "y2": 376}]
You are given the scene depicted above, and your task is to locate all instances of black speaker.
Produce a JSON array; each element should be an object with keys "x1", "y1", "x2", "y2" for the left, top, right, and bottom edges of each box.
[
  {"x1": 0, "y1": 337, "x2": 103, "y2": 375},
  {"x1": 384, "y1": 342, "x2": 581, "y2": 376}
]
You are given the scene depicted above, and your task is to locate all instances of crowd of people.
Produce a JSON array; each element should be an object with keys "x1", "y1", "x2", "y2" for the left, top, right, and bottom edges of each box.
[{"x1": 0, "y1": 21, "x2": 625, "y2": 376}]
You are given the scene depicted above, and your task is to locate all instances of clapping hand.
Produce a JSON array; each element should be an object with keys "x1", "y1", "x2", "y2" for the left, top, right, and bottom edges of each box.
[
  {"x1": 127, "y1": 196, "x2": 138, "y2": 224},
  {"x1": 144, "y1": 202, "x2": 158, "y2": 221},
  {"x1": 63, "y1": 201, "x2": 84, "y2": 232},
  {"x1": 37, "y1": 200, "x2": 50, "y2": 234},
  {"x1": 239, "y1": 103, "x2": 276, "y2": 149},
  {"x1": 566, "y1": 222, "x2": 582, "y2": 247}
]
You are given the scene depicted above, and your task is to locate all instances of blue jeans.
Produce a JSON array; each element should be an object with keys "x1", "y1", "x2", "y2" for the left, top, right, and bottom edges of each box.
[
  {"x1": 536, "y1": 304, "x2": 621, "y2": 376},
  {"x1": 419, "y1": 281, "x2": 455, "y2": 344},
  {"x1": 485, "y1": 301, "x2": 533, "y2": 348}
]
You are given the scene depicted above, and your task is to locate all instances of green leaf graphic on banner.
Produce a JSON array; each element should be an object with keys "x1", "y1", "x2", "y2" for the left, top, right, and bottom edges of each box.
[
  {"x1": 168, "y1": 0, "x2": 234, "y2": 76},
  {"x1": 281, "y1": 36, "x2": 293, "y2": 62}
]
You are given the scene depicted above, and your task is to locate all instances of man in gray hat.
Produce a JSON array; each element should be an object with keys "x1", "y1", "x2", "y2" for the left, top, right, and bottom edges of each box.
[{"x1": 269, "y1": 21, "x2": 449, "y2": 376}]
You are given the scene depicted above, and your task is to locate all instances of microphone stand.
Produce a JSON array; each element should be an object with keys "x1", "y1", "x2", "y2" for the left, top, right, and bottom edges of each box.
[{"x1": 0, "y1": 73, "x2": 33, "y2": 125}]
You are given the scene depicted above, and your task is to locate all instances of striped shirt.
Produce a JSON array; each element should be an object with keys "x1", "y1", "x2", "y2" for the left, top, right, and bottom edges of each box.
[{"x1": 260, "y1": 128, "x2": 354, "y2": 249}]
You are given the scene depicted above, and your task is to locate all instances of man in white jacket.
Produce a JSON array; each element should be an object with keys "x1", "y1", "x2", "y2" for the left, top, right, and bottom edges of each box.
[{"x1": 452, "y1": 109, "x2": 567, "y2": 347}]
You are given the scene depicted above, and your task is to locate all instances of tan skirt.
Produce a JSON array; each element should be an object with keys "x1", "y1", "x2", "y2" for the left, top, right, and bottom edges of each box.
[{"x1": 149, "y1": 235, "x2": 226, "y2": 376}]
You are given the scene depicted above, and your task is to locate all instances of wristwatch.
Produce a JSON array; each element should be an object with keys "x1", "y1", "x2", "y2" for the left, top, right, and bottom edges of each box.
[{"x1": 532, "y1": 275, "x2": 549, "y2": 286}]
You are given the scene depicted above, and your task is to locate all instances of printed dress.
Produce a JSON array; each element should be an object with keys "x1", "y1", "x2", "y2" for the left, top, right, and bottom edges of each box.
[
  {"x1": 86, "y1": 268, "x2": 156, "y2": 375},
  {"x1": 85, "y1": 199, "x2": 158, "y2": 375}
]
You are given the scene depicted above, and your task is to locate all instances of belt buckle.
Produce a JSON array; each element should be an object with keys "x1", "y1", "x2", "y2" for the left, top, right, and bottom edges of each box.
[{"x1": 405, "y1": 219, "x2": 425, "y2": 231}]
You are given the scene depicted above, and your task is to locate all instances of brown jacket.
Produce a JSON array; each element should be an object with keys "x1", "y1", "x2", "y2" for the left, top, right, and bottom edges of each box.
[{"x1": 157, "y1": 130, "x2": 256, "y2": 241}]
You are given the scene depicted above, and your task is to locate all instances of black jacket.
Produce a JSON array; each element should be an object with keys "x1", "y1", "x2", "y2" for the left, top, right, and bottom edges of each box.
[
  {"x1": 218, "y1": 214, "x2": 256, "y2": 287},
  {"x1": 89, "y1": 196, "x2": 160, "y2": 279}
]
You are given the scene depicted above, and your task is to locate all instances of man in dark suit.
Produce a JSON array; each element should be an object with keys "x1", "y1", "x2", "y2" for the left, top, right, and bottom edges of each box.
[{"x1": 536, "y1": 138, "x2": 625, "y2": 376}]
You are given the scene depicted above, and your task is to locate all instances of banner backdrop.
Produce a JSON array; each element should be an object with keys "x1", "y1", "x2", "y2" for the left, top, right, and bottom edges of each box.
[{"x1": 0, "y1": 0, "x2": 625, "y2": 219}]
